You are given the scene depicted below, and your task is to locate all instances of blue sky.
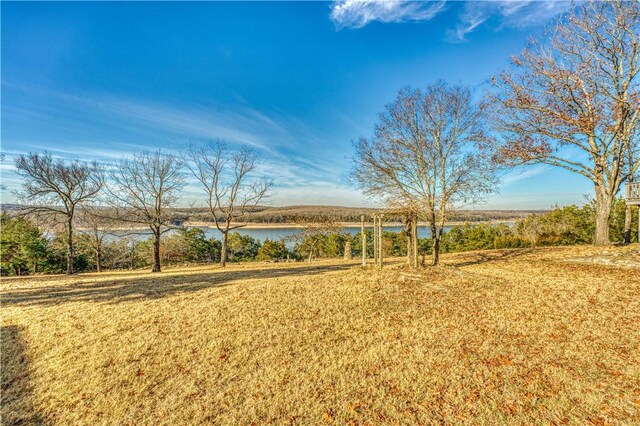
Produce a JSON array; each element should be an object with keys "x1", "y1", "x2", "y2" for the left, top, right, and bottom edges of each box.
[{"x1": 1, "y1": 1, "x2": 592, "y2": 209}]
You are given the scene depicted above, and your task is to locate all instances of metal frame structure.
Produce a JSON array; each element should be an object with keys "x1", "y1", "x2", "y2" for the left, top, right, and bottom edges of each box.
[
  {"x1": 371, "y1": 214, "x2": 384, "y2": 268},
  {"x1": 625, "y1": 182, "x2": 640, "y2": 206},
  {"x1": 361, "y1": 212, "x2": 420, "y2": 268},
  {"x1": 624, "y1": 182, "x2": 640, "y2": 245}
]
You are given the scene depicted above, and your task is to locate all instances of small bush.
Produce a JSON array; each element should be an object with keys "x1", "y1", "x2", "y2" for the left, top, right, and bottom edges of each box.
[
  {"x1": 493, "y1": 235, "x2": 530, "y2": 249},
  {"x1": 256, "y1": 239, "x2": 289, "y2": 261}
]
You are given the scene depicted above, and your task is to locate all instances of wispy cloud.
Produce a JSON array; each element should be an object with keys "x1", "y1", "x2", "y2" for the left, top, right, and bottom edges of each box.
[
  {"x1": 330, "y1": 0, "x2": 446, "y2": 30},
  {"x1": 449, "y1": 1, "x2": 569, "y2": 42},
  {"x1": 330, "y1": 1, "x2": 569, "y2": 41},
  {"x1": 2, "y1": 83, "x2": 292, "y2": 154},
  {"x1": 1, "y1": 83, "x2": 363, "y2": 206},
  {"x1": 500, "y1": 164, "x2": 550, "y2": 185}
]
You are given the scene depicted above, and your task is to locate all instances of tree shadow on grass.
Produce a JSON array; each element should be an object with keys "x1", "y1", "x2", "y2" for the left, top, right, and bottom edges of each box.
[
  {"x1": 1, "y1": 263, "x2": 354, "y2": 307},
  {"x1": 445, "y1": 248, "x2": 536, "y2": 268},
  {"x1": 1, "y1": 325, "x2": 47, "y2": 425}
]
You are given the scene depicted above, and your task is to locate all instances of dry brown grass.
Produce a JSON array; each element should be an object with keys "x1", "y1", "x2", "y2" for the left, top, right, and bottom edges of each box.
[{"x1": 2, "y1": 245, "x2": 639, "y2": 425}]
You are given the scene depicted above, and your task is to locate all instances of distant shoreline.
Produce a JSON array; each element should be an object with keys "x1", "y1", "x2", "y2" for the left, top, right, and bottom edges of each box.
[
  {"x1": 185, "y1": 219, "x2": 517, "y2": 229},
  {"x1": 86, "y1": 219, "x2": 518, "y2": 233}
]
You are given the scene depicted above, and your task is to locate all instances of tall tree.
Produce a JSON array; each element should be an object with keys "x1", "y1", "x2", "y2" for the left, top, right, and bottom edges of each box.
[
  {"x1": 491, "y1": 0, "x2": 640, "y2": 245},
  {"x1": 14, "y1": 152, "x2": 104, "y2": 274},
  {"x1": 108, "y1": 151, "x2": 185, "y2": 273},
  {"x1": 186, "y1": 141, "x2": 271, "y2": 267},
  {"x1": 353, "y1": 82, "x2": 497, "y2": 265}
]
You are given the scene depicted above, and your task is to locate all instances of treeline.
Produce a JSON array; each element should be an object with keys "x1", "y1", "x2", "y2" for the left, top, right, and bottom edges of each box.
[
  {"x1": 180, "y1": 206, "x2": 539, "y2": 225},
  {"x1": 295, "y1": 197, "x2": 637, "y2": 261},
  {"x1": 10, "y1": 144, "x2": 274, "y2": 274},
  {"x1": 2, "y1": 198, "x2": 635, "y2": 276},
  {"x1": 0, "y1": 215, "x2": 290, "y2": 275}
]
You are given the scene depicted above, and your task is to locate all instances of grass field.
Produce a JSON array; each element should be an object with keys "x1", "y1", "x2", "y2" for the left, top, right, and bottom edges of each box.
[{"x1": 2, "y1": 245, "x2": 639, "y2": 425}]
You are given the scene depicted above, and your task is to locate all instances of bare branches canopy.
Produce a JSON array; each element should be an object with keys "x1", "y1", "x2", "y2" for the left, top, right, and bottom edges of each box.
[
  {"x1": 186, "y1": 140, "x2": 272, "y2": 267},
  {"x1": 14, "y1": 152, "x2": 104, "y2": 274},
  {"x1": 108, "y1": 150, "x2": 186, "y2": 272},
  {"x1": 353, "y1": 81, "x2": 498, "y2": 265},
  {"x1": 491, "y1": 0, "x2": 640, "y2": 245}
]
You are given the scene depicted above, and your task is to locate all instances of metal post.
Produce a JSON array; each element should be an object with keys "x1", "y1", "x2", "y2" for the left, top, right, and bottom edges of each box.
[
  {"x1": 378, "y1": 214, "x2": 384, "y2": 268},
  {"x1": 412, "y1": 217, "x2": 418, "y2": 268},
  {"x1": 361, "y1": 215, "x2": 366, "y2": 266},
  {"x1": 372, "y1": 215, "x2": 378, "y2": 266}
]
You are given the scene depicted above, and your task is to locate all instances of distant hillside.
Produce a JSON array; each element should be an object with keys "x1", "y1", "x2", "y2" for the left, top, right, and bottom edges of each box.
[
  {"x1": 2, "y1": 203, "x2": 547, "y2": 224},
  {"x1": 174, "y1": 205, "x2": 546, "y2": 224}
]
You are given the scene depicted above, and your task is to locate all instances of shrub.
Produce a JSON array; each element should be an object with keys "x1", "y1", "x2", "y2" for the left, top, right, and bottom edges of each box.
[
  {"x1": 0, "y1": 212, "x2": 51, "y2": 275},
  {"x1": 256, "y1": 239, "x2": 289, "y2": 261},
  {"x1": 493, "y1": 235, "x2": 530, "y2": 249},
  {"x1": 441, "y1": 223, "x2": 513, "y2": 253},
  {"x1": 227, "y1": 233, "x2": 260, "y2": 261}
]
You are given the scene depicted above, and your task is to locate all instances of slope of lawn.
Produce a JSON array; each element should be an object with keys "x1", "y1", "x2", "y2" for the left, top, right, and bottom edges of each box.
[{"x1": 2, "y1": 245, "x2": 639, "y2": 425}]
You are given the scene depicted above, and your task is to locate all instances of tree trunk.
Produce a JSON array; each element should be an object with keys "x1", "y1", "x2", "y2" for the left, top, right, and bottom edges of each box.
[
  {"x1": 594, "y1": 188, "x2": 613, "y2": 246},
  {"x1": 432, "y1": 236, "x2": 440, "y2": 266},
  {"x1": 405, "y1": 219, "x2": 413, "y2": 265},
  {"x1": 623, "y1": 204, "x2": 632, "y2": 244},
  {"x1": 66, "y1": 218, "x2": 74, "y2": 275},
  {"x1": 430, "y1": 222, "x2": 440, "y2": 266},
  {"x1": 413, "y1": 218, "x2": 419, "y2": 267},
  {"x1": 308, "y1": 240, "x2": 316, "y2": 263},
  {"x1": 96, "y1": 247, "x2": 101, "y2": 273},
  {"x1": 220, "y1": 231, "x2": 228, "y2": 267},
  {"x1": 152, "y1": 228, "x2": 161, "y2": 272}
]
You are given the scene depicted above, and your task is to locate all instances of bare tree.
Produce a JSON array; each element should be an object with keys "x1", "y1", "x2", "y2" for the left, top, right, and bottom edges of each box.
[
  {"x1": 78, "y1": 204, "x2": 115, "y2": 272},
  {"x1": 186, "y1": 140, "x2": 271, "y2": 267},
  {"x1": 353, "y1": 82, "x2": 497, "y2": 265},
  {"x1": 14, "y1": 152, "x2": 104, "y2": 274},
  {"x1": 491, "y1": 0, "x2": 640, "y2": 245},
  {"x1": 108, "y1": 151, "x2": 185, "y2": 273}
]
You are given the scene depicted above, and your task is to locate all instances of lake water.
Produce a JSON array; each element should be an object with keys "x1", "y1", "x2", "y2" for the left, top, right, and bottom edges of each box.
[
  {"x1": 108, "y1": 225, "x2": 451, "y2": 248},
  {"x1": 200, "y1": 225, "x2": 447, "y2": 242},
  {"x1": 107, "y1": 223, "x2": 513, "y2": 248}
]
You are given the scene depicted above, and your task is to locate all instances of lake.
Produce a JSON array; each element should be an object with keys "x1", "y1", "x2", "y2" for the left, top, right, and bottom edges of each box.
[
  {"x1": 202, "y1": 225, "x2": 448, "y2": 242},
  {"x1": 107, "y1": 225, "x2": 455, "y2": 248},
  {"x1": 107, "y1": 223, "x2": 513, "y2": 248}
]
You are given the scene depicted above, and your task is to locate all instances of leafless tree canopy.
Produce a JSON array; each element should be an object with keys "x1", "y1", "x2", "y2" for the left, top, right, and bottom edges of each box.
[
  {"x1": 78, "y1": 204, "x2": 117, "y2": 273},
  {"x1": 353, "y1": 82, "x2": 497, "y2": 265},
  {"x1": 14, "y1": 152, "x2": 104, "y2": 274},
  {"x1": 491, "y1": 0, "x2": 640, "y2": 245},
  {"x1": 186, "y1": 140, "x2": 272, "y2": 267},
  {"x1": 108, "y1": 150, "x2": 185, "y2": 272}
]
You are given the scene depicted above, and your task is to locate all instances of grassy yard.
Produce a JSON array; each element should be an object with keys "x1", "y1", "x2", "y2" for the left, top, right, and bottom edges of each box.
[{"x1": 2, "y1": 245, "x2": 639, "y2": 425}]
